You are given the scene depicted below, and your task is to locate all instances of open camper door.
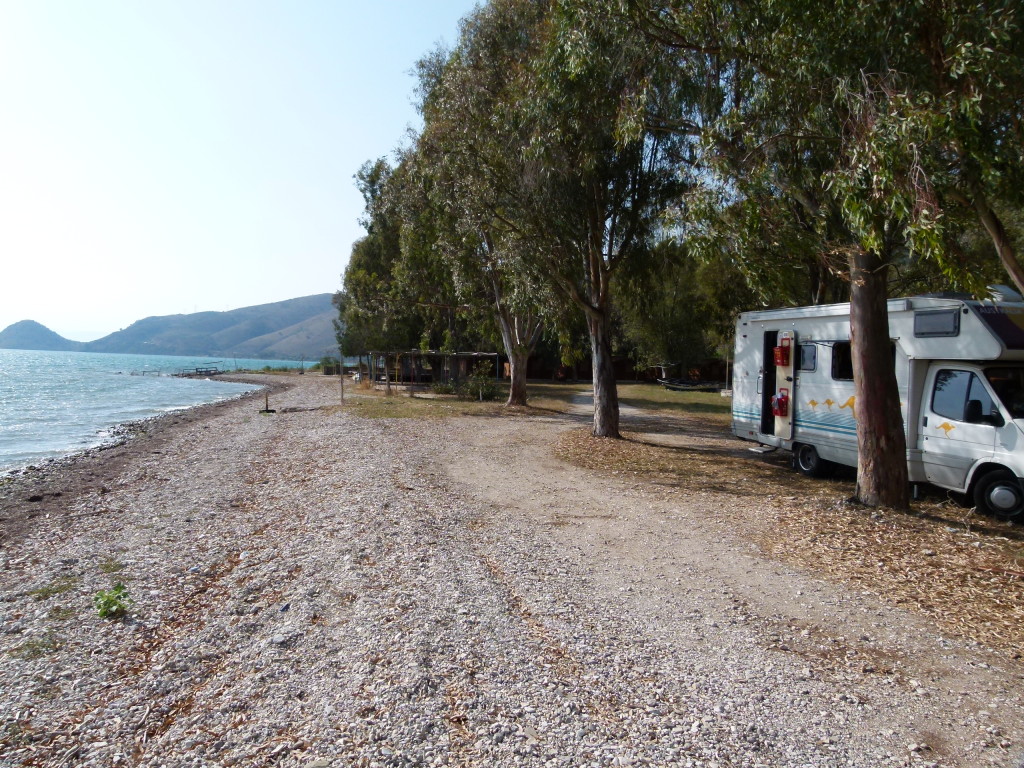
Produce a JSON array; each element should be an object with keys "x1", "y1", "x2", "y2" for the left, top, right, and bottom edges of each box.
[
  {"x1": 771, "y1": 331, "x2": 795, "y2": 440},
  {"x1": 757, "y1": 329, "x2": 796, "y2": 440}
]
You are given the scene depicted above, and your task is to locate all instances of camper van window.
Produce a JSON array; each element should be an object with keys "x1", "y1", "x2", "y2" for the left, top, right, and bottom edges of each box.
[
  {"x1": 932, "y1": 369, "x2": 997, "y2": 423},
  {"x1": 831, "y1": 341, "x2": 897, "y2": 381},
  {"x1": 831, "y1": 342, "x2": 853, "y2": 380},
  {"x1": 914, "y1": 309, "x2": 960, "y2": 337},
  {"x1": 967, "y1": 375, "x2": 998, "y2": 424},
  {"x1": 986, "y1": 367, "x2": 1024, "y2": 419},
  {"x1": 798, "y1": 344, "x2": 817, "y2": 371},
  {"x1": 932, "y1": 370, "x2": 971, "y2": 420}
]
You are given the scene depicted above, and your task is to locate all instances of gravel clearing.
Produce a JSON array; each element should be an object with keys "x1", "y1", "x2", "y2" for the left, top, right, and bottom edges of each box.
[{"x1": 1, "y1": 374, "x2": 1023, "y2": 767}]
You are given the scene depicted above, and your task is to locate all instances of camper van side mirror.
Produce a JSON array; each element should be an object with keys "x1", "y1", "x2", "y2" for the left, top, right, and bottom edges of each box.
[{"x1": 990, "y1": 408, "x2": 1006, "y2": 428}]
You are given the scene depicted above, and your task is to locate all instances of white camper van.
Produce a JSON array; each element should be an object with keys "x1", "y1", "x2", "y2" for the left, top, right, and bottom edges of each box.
[{"x1": 732, "y1": 287, "x2": 1024, "y2": 521}]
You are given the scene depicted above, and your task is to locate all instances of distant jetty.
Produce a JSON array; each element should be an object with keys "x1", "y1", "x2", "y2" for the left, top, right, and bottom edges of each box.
[{"x1": 175, "y1": 365, "x2": 223, "y2": 378}]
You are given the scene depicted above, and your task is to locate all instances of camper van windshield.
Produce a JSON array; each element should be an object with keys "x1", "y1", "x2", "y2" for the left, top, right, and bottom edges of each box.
[{"x1": 985, "y1": 367, "x2": 1024, "y2": 419}]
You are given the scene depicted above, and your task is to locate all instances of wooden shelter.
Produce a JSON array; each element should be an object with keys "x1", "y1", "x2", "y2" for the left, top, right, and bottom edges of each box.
[{"x1": 365, "y1": 350, "x2": 501, "y2": 389}]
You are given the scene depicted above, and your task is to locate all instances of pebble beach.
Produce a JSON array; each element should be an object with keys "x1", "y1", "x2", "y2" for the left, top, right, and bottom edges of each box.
[{"x1": 1, "y1": 373, "x2": 1023, "y2": 768}]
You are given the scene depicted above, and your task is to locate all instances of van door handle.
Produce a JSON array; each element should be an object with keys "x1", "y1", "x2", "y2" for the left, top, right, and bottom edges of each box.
[{"x1": 922, "y1": 416, "x2": 928, "y2": 427}]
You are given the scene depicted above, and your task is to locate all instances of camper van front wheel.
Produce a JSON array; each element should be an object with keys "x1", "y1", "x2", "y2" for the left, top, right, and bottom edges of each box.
[
  {"x1": 973, "y1": 470, "x2": 1024, "y2": 521},
  {"x1": 794, "y1": 444, "x2": 827, "y2": 478}
]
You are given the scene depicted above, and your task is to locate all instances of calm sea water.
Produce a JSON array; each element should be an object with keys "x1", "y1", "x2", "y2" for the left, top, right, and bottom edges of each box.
[{"x1": 0, "y1": 349, "x2": 302, "y2": 474}]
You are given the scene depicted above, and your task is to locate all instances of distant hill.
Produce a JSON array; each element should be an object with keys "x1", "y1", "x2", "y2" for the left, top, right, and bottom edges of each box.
[
  {"x1": 0, "y1": 320, "x2": 86, "y2": 352},
  {"x1": 0, "y1": 294, "x2": 339, "y2": 360}
]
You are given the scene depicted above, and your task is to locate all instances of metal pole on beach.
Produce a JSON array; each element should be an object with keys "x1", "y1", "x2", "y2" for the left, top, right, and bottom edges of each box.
[{"x1": 338, "y1": 348, "x2": 345, "y2": 405}]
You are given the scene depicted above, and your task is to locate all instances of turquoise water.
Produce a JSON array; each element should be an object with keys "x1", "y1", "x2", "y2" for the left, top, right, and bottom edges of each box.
[{"x1": 0, "y1": 349, "x2": 302, "y2": 473}]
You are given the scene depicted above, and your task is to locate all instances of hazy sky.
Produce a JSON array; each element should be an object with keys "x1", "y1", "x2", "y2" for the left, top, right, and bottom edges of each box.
[{"x1": 0, "y1": 1, "x2": 477, "y2": 341}]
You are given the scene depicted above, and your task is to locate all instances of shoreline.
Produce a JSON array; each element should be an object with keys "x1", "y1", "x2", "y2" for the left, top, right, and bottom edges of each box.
[{"x1": 0, "y1": 373, "x2": 290, "y2": 548}]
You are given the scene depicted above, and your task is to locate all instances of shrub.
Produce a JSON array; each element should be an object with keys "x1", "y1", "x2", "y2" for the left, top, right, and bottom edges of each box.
[
  {"x1": 460, "y1": 361, "x2": 499, "y2": 401},
  {"x1": 430, "y1": 381, "x2": 457, "y2": 395}
]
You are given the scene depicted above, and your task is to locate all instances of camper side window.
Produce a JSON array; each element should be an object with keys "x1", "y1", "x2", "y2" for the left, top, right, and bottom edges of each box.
[
  {"x1": 831, "y1": 341, "x2": 897, "y2": 381},
  {"x1": 798, "y1": 344, "x2": 817, "y2": 372},
  {"x1": 831, "y1": 343, "x2": 853, "y2": 380}
]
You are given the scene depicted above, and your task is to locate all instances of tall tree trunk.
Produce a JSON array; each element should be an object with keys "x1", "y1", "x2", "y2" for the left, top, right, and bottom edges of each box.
[
  {"x1": 507, "y1": 351, "x2": 529, "y2": 406},
  {"x1": 493, "y1": 307, "x2": 542, "y2": 408},
  {"x1": 849, "y1": 248, "x2": 909, "y2": 509},
  {"x1": 588, "y1": 311, "x2": 620, "y2": 438}
]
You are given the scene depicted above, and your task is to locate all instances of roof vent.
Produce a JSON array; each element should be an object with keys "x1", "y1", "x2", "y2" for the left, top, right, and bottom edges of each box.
[{"x1": 987, "y1": 285, "x2": 1023, "y2": 303}]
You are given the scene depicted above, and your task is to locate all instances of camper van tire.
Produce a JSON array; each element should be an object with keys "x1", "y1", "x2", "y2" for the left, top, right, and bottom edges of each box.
[
  {"x1": 793, "y1": 444, "x2": 830, "y2": 478},
  {"x1": 972, "y1": 469, "x2": 1024, "y2": 522}
]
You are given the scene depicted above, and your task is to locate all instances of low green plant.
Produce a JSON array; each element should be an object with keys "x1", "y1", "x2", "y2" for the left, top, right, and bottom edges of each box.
[
  {"x1": 94, "y1": 583, "x2": 132, "y2": 619},
  {"x1": 10, "y1": 632, "x2": 61, "y2": 660},
  {"x1": 28, "y1": 576, "x2": 80, "y2": 601},
  {"x1": 98, "y1": 557, "x2": 126, "y2": 574}
]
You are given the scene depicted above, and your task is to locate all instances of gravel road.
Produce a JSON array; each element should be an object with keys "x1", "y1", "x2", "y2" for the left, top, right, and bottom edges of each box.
[{"x1": 1, "y1": 374, "x2": 1022, "y2": 768}]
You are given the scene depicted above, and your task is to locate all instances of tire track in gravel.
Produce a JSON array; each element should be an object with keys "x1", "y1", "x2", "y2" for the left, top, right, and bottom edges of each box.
[{"x1": 436, "y1": 407, "x2": 1024, "y2": 768}]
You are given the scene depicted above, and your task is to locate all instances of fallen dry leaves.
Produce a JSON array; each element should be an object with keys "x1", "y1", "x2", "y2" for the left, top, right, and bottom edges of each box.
[{"x1": 555, "y1": 427, "x2": 1024, "y2": 657}]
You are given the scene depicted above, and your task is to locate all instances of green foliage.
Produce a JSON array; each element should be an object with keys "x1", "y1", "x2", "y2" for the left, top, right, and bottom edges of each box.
[
  {"x1": 94, "y1": 583, "x2": 132, "y2": 620},
  {"x1": 315, "y1": 356, "x2": 339, "y2": 374},
  {"x1": 408, "y1": 3, "x2": 553, "y2": 372},
  {"x1": 430, "y1": 381, "x2": 457, "y2": 395},
  {"x1": 334, "y1": 0, "x2": 1024, "y2": 441},
  {"x1": 98, "y1": 557, "x2": 126, "y2": 575},
  {"x1": 673, "y1": 0, "x2": 1024, "y2": 297},
  {"x1": 28, "y1": 576, "x2": 79, "y2": 601},
  {"x1": 819, "y1": 0, "x2": 1024, "y2": 293},
  {"x1": 615, "y1": 239, "x2": 753, "y2": 370},
  {"x1": 461, "y1": 360, "x2": 500, "y2": 401},
  {"x1": 430, "y1": 361, "x2": 501, "y2": 400}
]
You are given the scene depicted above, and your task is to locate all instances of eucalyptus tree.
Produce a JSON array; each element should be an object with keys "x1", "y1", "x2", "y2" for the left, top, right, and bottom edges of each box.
[
  {"x1": 622, "y1": 2, "x2": 905, "y2": 506},
  {"x1": 825, "y1": 1, "x2": 1024, "y2": 296},
  {"x1": 739, "y1": 0, "x2": 1023, "y2": 508},
  {"x1": 514, "y1": 0, "x2": 690, "y2": 437},
  {"x1": 406, "y1": 1, "x2": 552, "y2": 407},
  {"x1": 393, "y1": 143, "x2": 548, "y2": 406},
  {"x1": 339, "y1": 159, "x2": 424, "y2": 357},
  {"x1": 402, "y1": 0, "x2": 692, "y2": 431},
  {"x1": 747, "y1": 0, "x2": 915, "y2": 508}
]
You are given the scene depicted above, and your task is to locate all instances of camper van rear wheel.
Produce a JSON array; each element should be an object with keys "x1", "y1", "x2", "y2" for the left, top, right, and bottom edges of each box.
[
  {"x1": 973, "y1": 470, "x2": 1024, "y2": 521},
  {"x1": 794, "y1": 444, "x2": 827, "y2": 478}
]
